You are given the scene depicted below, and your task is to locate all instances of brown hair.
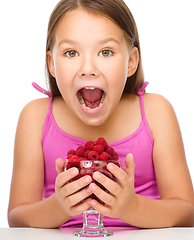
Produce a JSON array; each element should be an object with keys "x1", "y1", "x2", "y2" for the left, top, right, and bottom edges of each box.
[{"x1": 45, "y1": 0, "x2": 144, "y2": 97}]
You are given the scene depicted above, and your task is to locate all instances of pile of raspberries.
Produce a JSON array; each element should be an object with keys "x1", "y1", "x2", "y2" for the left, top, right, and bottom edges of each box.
[{"x1": 67, "y1": 137, "x2": 119, "y2": 161}]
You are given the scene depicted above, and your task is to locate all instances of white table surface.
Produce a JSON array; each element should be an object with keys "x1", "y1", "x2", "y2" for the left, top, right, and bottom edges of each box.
[{"x1": 0, "y1": 227, "x2": 194, "y2": 240}]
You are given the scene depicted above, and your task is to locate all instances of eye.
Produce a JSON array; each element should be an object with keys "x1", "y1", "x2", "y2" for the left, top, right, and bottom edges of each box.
[
  {"x1": 65, "y1": 50, "x2": 78, "y2": 58},
  {"x1": 99, "y1": 49, "x2": 113, "y2": 57}
]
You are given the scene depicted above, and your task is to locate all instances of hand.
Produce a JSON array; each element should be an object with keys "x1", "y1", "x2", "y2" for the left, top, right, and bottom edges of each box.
[
  {"x1": 55, "y1": 158, "x2": 93, "y2": 217},
  {"x1": 88, "y1": 153, "x2": 137, "y2": 221}
]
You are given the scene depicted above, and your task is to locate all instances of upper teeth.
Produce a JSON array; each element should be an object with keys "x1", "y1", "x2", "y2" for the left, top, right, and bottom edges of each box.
[{"x1": 84, "y1": 87, "x2": 95, "y2": 90}]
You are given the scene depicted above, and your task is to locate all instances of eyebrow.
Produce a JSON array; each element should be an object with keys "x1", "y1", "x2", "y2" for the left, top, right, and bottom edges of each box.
[
  {"x1": 98, "y1": 37, "x2": 120, "y2": 45},
  {"x1": 58, "y1": 37, "x2": 120, "y2": 46},
  {"x1": 58, "y1": 39, "x2": 78, "y2": 46}
]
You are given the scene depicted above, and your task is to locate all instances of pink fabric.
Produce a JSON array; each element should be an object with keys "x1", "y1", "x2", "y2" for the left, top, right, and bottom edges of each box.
[
  {"x1": 33, "y1": 81, "x2": 160, "y2": 228},
  {"x1": 32, "y1": 82, "x2": 53, "y2": 98}
]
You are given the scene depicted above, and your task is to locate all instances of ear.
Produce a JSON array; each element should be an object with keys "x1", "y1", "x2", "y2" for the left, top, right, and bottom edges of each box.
[
  {"x1": 127, "y1": 47, "x2": 139, "y2": 77},
  {"x1": 47, "y1": 51, "x2": 56, "y2": 78}
]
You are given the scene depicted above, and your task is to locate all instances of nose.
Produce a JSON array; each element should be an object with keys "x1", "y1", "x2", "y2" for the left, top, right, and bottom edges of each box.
[{"x1": 78, "y1": 55, "x2": 100, "y2": 78}]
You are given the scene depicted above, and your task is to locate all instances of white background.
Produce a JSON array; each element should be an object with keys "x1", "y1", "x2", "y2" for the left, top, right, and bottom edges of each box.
[{"x1": 0, "y1": 0, "x2": 193, "y2": 227}]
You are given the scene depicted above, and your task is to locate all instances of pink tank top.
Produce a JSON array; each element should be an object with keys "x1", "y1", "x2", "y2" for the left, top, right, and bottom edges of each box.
[{"x1": 32, "y1": 81, "x2": 160, "y2": 228}]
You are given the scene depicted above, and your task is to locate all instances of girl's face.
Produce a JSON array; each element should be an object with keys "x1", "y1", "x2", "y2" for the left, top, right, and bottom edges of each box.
[{"x1": 48, "y1": 8, "x2": 137, "y2": 126}]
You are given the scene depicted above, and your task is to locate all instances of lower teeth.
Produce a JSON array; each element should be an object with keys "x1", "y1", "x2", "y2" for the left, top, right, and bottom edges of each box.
[{"x1": 78, "y1": 92, "x2": 105, "y2": 110}]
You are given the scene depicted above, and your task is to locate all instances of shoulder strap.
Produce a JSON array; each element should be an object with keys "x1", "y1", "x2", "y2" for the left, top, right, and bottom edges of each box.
[
  {"x1": 137, "y1": 81, "x2": 149, "y2": 96},
  {"x1": 32, "y1": 82, "x2": 53, "y2": 98},
  {"x1": 137, "y1": 81, "x2": 149, "y2": 120},
  {"x1": 32, "y1": 82, "x2": 53, "y2": 119}
]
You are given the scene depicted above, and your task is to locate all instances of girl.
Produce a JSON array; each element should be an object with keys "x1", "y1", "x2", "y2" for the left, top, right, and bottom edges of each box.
[{"x1": 8, "y1": 0, "x2": 194, "y2": 229}]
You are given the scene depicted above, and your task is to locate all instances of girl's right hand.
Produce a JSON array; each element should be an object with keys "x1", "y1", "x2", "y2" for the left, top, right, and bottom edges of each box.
[{"x1": 55, "y1": 158, "x2": 93, "y2": 218}]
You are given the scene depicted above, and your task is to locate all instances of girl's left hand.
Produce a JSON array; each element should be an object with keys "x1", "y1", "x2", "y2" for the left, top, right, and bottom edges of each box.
[{"x1": 88, "y1": 153, "x2": 137, "y2": 220}]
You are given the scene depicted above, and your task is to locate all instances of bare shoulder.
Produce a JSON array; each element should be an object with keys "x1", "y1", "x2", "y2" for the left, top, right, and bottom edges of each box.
[
  {"x1": 19, "y1": 98, "x2": 50, "y2": 127},
  {"x1": 14, "y1": 97, "x2": 50, "y2": 158},
  {"x1": 16, "y1": 98, "x2": 51, "y2": 144},
  {"x1": 143, "y1": 93, "x2": 174, "y2": 114},
  {"x1": 21, "y1": 98, "x2": 50, "y2": 118},
  {"x1": 142, "y1": 93, "x2": 177, "y2": 138}
]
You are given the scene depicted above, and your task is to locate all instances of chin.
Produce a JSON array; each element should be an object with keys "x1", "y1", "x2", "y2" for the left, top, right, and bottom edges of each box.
[{"x1": 81, "y1": 116, "x2": 107, "y2": 127}]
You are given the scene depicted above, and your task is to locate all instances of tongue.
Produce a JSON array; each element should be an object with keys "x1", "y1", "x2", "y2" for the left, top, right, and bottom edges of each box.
[
  {"x1": 80, "y1": 88, "x2": 103, "y2": 103},
  {"x1": 79, "y1": 88, "x2": 103, "y2": 109}
]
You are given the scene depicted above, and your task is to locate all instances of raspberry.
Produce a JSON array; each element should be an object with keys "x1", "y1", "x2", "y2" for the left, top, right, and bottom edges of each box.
[
  {"x1": 80, "y1": 169, "x2": 93, "y2": 177},
  {"x1": 67, "y1": 149, "x2": 76, "y2": 156},
  {"x1": 66, "y1": 155, "x2": 79, "y2": 168},
  {"x1": 94, "y1": 166, "x2": 103, "y2": 172},
  {"x1": 85, "y1": 141, "x2": 95, "y2": 150},
  {"x1": 102, "y1": 170, "x2": 113, "y2": 179},
  {"x1": 93, "y1": 145, "x2": 104, "y2": 154},
  {"x1": 66, "y1": 161, "x2": 76, "y2": 169},
  {"x1": 84, "y1": 150, "x2": 91, "y2": 159},
  {"x1": 97, "y1": 137, "x2": 108, "y2": 149},
  {"x1": 112, "y1": 151, "x2": 119, "y2": 160},
  {"x1": 88, "y1": 151, "x2": 99, "y2": 160},
  {"x1": 67, "y1": 154, "x2": 73, "y2": 159},
  {"x1": 76, "y1": 146, "x2": 85, "y2": 157},
  {"x1": 71, "y1": 155, "x2": 80, "y2": 160},
  {"x1": 79, "y1": 157, "x2": 88, "y2": 161},
  {"x1": 66, "y1": 137, "x2": 119, "y2": 164},
  {"x1": 99, "y1": 152, "x2": 109, "y2": 161},
  {"x1": 105, "y1": 146, "x2": 114, "y2": 156}
]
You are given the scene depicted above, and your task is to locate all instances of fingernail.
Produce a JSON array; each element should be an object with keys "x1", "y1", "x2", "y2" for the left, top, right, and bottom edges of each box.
[
  {"x1": 71, "y1": 168, "x2": 78, "y2": 175},
  {"x1": 108, "y1": 163, "x2": 115, "y2": 170},
  {"x1": 84, "y1": 176, "x2": 91, "y2": 183},
  {"x1": 91, "y1": 184, "x2": 97, "y2": 191},
  {"x1": 91, "y1": 200, "x2": 96, "y2": 206},
  {"x1": 94, "y1": 172, "x2": 101, "y2": 180},
  {"x1": 87, "y1": 187, "x2": 92, "y2": 193}
]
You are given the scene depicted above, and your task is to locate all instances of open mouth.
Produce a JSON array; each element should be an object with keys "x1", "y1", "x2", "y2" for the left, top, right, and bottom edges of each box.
[{"x1": 77, "y1": 87, "x2": 106, "y2": 110}]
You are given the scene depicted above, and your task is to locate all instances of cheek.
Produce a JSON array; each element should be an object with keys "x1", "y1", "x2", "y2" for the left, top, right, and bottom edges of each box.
[
  {"x1": 103, "y1": 55, "x2": 129, "y2": 82},
  {"x1": 54, "y1": 58, "x2": 68, "y2": 79},
  {"x1": 54, "y1": 59, "x2": 74, "y2": 90},
  {"x1": 108, "y1": 62, "x2": 128, "y2": 91},
  {"x1": 106, "y1": 63, "x2": 128, "y2": 108}
]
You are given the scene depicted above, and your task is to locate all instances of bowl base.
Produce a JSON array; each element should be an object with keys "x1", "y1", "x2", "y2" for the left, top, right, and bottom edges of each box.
[
  {"x1": 74, "y1": 225, "x2": 113, "y2": 237},
  {"x1": 74, "y1": 208, "x2": 113, "y2": 237}
]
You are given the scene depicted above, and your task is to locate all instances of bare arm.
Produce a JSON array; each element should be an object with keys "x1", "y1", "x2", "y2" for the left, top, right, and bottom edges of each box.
[
  {"x1": 127, "y1": 94, "x2": 194, "y2": 227},
  {"x1": 8, "y1": 99, "x2": 66, "y2": 228},
  {"x1": 8, "y1": 99, "x2": 92, "y2": 228},
  {"x1": 88, "y1": 94, "x2": 194, "y2": 228}
]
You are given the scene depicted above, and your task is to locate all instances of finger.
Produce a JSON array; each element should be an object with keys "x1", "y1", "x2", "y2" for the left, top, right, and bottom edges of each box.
[
  {"x1": 88, "y1": 181, "x2": 116, "y2": 206},
  {"x1": 65, "y1": 186, "x2": 92, "y2": 207},
  {"x1": 60, "y1": 174, "x2": 93, "y2": 197},
  {"x1": 55, "y1": 158, "x2": 66, "y2": 174},
  {"x1": 90, "y1": 198, "x2": 111, "y2": 217},
  {"x1": 55, "y1": 167, "x2": 79, "y2": 189},
  {"x1": 71, "y1": 198, "x2": 92, "y2": 216},
  {"x1": 92, "y1": 171, "x2": 120, "y2": 197},
  {"x1": 107, "y1": 162, "x2": 129, "y2": 189},
  {"x1": 124, "y1": 153, "x2": 135, "y2": 182}
]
